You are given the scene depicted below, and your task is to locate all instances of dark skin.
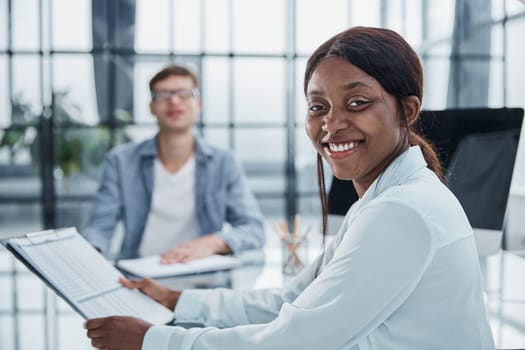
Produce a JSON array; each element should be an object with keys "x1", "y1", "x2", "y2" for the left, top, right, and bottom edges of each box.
[
  {"x1": 84, "y1": 277, "x2": 181, "y2": 350},
  {"x1": 305, "y1": 57, "x2": 421, "y2": 197}
]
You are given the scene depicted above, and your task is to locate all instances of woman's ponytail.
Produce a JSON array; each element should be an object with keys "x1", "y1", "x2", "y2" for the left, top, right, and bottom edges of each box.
[{"x1": 408, "y1": 130, "x2": 444, "y2": 181}]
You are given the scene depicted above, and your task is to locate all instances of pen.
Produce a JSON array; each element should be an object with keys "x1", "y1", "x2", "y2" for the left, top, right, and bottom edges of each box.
[
  {"x1": 279, "y1": 220, "x2": 290, "y2": 241},
  {"x1": 293, "y1": 214, "x2": 300, "y2": 241}
]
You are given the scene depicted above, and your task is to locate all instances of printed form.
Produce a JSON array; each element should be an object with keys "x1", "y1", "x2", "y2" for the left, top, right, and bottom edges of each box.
[{"x1": 3, "y1": 227, "x2": 173, "y2": 325}]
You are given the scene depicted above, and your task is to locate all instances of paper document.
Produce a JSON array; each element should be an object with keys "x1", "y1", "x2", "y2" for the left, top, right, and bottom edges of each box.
[
  {"x1": 1, "y1": 228, "x2": 173, "y2": 325},
  {"x1": 117, "y1": 254, "x2": 241, "y2": 278}
]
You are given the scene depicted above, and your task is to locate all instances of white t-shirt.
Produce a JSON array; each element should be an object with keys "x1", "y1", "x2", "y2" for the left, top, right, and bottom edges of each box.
[
  {"x1": 143, "y1": 147, "x2": 495, "y2": 350},
  {"x1": 138, "y1": 156, "x2": 198, "y2": 257}
]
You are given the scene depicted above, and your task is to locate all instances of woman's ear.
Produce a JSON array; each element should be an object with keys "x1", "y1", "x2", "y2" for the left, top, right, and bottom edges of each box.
[{"x1": 404, "y1": 95, "x2": 421, "y2": 126}]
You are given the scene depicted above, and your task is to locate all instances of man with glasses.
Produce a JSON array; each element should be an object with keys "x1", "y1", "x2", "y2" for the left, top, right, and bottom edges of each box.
[{"x1": 82, "y1": 64, "x2": 265, "y2": 262}]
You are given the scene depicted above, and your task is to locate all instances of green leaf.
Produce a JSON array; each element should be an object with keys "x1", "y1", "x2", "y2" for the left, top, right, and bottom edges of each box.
[{"x1": 0, "y1": 130, "x2": 24, "y2": 148}]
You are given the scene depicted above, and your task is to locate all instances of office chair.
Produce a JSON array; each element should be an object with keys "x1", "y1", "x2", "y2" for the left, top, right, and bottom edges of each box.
[
  {"x1": 447, "y1": 130, "x2": 518, "y2": 223},
  {"x1": 327, "y1": 177, "x2": 358, "y2": 216},
  {"x1": 326, "y1": 177, "x2": 358, "y2": 235}
]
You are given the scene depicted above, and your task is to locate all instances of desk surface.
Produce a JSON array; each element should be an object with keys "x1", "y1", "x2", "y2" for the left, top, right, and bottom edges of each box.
[{"x1": 156, "y1": 224, "x2": 326, "y2": 291}]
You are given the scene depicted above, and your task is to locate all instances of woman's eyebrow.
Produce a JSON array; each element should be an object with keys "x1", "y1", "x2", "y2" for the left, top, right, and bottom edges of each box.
[
  {"x1": 306, "y1": 89, "x2": 323, "y2": 98},
  {"x1": 307, "y1": 80, "x2": 373, "y2": 98},
  {"x1": 342, "y1": 81, "x2": 373, "y2": 91}
]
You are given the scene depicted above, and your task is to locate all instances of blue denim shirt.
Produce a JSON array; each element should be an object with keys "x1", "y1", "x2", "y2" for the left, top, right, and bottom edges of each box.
[{"x1": 82, "y1": 134, "x2": 265, "y2": 259}]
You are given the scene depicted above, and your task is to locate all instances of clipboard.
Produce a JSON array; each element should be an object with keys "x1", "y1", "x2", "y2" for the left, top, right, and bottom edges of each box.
[{"x1": 1, "y1": 227, "x2": 174, "y2": 325}]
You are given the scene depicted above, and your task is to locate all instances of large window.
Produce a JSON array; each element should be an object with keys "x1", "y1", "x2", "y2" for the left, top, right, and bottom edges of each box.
[
  {"x1": 1, "y1": 0, "x2": 524, "y2": 243},
  {"x1": 1, "y1": 1, "x2": 525, "y2": 349}
]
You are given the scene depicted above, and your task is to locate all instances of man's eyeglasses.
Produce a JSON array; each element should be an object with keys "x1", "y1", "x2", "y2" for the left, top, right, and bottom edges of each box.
[{"x1": 151, "y1": 88, "x2": 200, "y2": 102}]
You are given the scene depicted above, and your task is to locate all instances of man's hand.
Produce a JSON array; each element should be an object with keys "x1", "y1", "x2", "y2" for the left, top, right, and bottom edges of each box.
[
  {"x1": 160, "y1": 234, "x2": 232, "y2": 264},
  {"x1": 119, "y1": 277, "x2": 181, "y2": 310},
  {"x1": 85, "y1": 316, "x2": 151, "y2": 350}
]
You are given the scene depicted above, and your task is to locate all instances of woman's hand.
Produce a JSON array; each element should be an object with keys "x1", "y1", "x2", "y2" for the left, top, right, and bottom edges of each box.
[
  {"x1": 119, "y1": 277, "x2": 181, "y2": 310},
  {"x1": 85, "y1": 316, "x2": 151, "y2": 350}
]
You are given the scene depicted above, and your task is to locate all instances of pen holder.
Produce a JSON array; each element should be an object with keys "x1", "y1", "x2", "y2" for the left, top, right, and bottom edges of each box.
[{"x1": 282, "y1": 236, "x2": 308, "y2": 275}]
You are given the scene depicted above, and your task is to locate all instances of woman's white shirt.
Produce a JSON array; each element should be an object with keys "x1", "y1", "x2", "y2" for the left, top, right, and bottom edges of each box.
[{"x1": 143, "y1": 146, "x2": 495, "y2": 350}]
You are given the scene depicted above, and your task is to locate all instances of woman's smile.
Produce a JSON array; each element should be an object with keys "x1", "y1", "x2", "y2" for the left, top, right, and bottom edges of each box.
[{"x1": 323, "y1": 140, "x2": 364, "y2": 159}]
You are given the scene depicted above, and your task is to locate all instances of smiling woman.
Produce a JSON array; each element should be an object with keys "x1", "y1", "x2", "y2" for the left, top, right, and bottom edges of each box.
[
  {"x1": 303, "y1": 26, "x2": 443, "y2": 238},
  {"x1": 306, "y1": 57, "x2": 411, "y2": 195},
  {"x1": 85, "y1": 27, "x2": 495, "y2": 350}
]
